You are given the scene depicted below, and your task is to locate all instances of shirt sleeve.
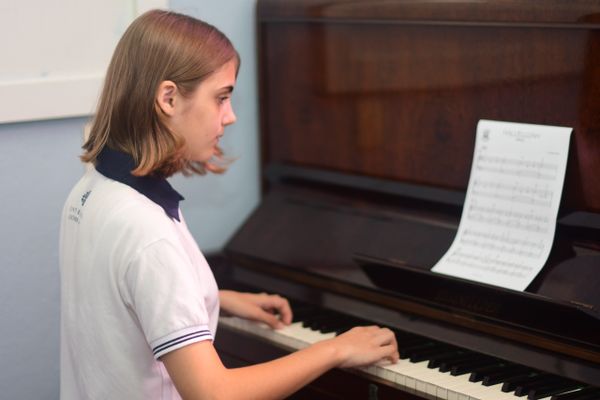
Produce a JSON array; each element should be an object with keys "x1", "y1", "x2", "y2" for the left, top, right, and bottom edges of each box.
[{"x1": 122, "y1": 238, "x2": 214, "y2": 360}]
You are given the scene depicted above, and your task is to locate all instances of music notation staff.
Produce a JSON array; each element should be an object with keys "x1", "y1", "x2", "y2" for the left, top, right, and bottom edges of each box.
[
  {"x1": 433, "y1": 120, "x2": 572, "y2": 291},
  {"x1": 471, "y1": 180, "x2": 553, "y2": 209},
  {"x1": 475, "y1": 155, "x2": 559, "y2": 182}
]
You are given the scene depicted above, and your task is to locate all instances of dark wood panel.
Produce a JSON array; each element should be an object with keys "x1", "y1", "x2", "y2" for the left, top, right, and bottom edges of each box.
[
  {"x1": 225, "y1": 184, "x2": 457, "y2": 272},
  {"x1": 259, "y1": 5, "x2": 600, "y2": 212},
  {"x1": 258, "y1": 0, "x2": 600, "y2": 25}
]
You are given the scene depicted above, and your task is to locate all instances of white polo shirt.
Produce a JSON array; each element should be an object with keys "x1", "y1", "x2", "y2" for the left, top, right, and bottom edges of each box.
[{"x1": 59, "y1": 148, "x2": 219, "y2": 399}]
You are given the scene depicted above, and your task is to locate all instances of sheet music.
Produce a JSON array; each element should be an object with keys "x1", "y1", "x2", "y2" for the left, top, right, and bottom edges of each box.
[{"x1": 432, "y1": 120, "x2": 572, "y2": 291}]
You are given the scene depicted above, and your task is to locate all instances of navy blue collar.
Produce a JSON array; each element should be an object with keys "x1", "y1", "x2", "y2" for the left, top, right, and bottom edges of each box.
[{"x1": 95, "y1": 147, "x2": 184, "y2": 221}]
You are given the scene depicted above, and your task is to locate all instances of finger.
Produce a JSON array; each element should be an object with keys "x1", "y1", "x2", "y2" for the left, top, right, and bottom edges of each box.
[
  {"x1": 375, "y1": 350, "x2": 400, "y2": 365},
  {"x1": 252, "y1": 308, "x2": 284, "y2": 329},
  {"x1": 261, "y1": 295, "x2": 293, "y2": 325},
  {"x1": 273, "y1": 296, "x2": 293, "y2": 325},
  {"x1": 372, "y1": 343, "x2": 399, "y2": 364},
  {"x1": 375, "y1": 329, "x2": 399, "y2": 363},
  {"x1": 383, "y1": 345, "x2": 400, "y2": 364}
]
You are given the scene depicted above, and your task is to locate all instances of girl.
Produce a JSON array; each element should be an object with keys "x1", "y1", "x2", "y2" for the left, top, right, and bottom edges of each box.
[{"x1": 60, "y1": 9, "x2": 398, "y2": 400}]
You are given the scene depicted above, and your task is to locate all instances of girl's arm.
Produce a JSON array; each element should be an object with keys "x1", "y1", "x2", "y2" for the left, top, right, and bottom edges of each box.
[{"x1": 162, "y1": 324, "x2": 398, "y2": 400}]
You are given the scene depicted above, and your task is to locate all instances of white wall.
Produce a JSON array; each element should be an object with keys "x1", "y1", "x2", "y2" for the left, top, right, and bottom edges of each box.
[
  {"x1": 0, "y1": 1, "x2": 259, "y2": 398},
  {"x1": 0, "y1": 0, "x2": 167, "y2": 123}
]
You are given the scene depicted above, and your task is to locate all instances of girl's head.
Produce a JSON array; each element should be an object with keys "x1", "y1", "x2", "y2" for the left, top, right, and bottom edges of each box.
[{"x1": 82, "y1": 9, "x2": 239, "y2": 176}]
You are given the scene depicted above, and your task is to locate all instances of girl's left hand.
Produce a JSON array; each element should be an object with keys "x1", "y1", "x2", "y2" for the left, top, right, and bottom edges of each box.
[{"x1": 219, "y1": 290, "x2": 293, "y2": 329}]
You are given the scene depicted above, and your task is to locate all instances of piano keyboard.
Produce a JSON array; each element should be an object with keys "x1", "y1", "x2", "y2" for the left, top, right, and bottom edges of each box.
[{"x1": 218, "y1": 306, "x2": 599, "y2": 400}]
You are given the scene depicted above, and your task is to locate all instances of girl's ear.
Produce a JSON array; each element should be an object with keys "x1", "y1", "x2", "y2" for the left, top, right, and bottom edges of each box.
[{"x1": 155, "y1": 80, "x2": 178, "y2": 117}]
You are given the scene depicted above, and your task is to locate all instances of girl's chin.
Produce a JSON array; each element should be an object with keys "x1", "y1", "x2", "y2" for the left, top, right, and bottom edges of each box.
[
  {"x1": 188, "y1": 155, "x2": 211, "y2": 164},
  {"x1": 198, "y1": 151, "x2": 218, "y2": 164}
]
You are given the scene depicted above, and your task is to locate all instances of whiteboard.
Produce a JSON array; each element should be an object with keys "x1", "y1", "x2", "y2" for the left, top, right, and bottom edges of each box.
[{"x1": 0, "y1": 0, "x2": 168, "y2": 124}]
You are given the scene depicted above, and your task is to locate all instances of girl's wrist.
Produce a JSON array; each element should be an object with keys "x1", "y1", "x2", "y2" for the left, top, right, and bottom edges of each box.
[{"x1": 314, "y1": 337, "x2": 346, "y2": 369}]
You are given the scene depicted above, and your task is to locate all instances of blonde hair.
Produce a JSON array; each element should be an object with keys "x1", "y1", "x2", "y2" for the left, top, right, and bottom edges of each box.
[{"x1": 81, "y1": 9, "x2": 239, "y2": 176}]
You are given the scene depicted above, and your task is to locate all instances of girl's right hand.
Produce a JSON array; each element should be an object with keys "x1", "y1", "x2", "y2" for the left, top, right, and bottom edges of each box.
[{"x1": 326, "y1": 325, "x2": 399, "y2": 368}]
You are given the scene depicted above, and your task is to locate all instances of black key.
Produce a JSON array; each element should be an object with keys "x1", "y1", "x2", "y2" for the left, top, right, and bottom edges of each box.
[
  {"x1": 502, "y1": 373, "x2": 550, "y2": 393},
  {"x1": 427, "y1": 350, "x2": 471, "y2": 369},
  {"x1": 469, "y1": 363, "x2": 523, "y2": 382},
  {"x1": 515, "y1": 375, "x2": 566, "y2": 396},
  {"x1": 312, "y1": 312, "x2": 340, "y2": 329},
  {"x1": 335, "y1": 326, "x2": 352, "y2": 335},
  {"x1": 302, "y1": 314, "x2": 329, "y2": 330},
  {"x1": 320, "y1": 318, "x2": 358, "y2": 333},
  {"x1": 396, "y1": 330, "x2": 429, "y2": 341},
  {"x1": 575, "y1": 390, "x2": 600, "y2": 400},
  {"x1": 333, "y1": 318, "x2": 372, "y2": 335},
  {"x1": 552, "y1": 387, "x2": 600, "y2": 400},
  {"x1": 439, "y1": 353, "x2": 483, "y2": 373},
  {"x1": 329, "y1": 313, "x2": 360, "y2": 326},
  {"x1": 291, "y1": 305, "x2": 318, "y2": 322},
  {"x1": 335, "y1": 323, "x2": 368, "y2": 335},
  {"x1": 400, "y1": 342, "x2": 449, "y2": 363},
  {"x1": 483, "y1": 369, "x2": 534, "y2": 386},
  {"x1": 409, "y1": 345, "x2": 457, "y2": 363},
  {"x1": 398, "y1": 336, "x2": 434, "y2": 350},
  {"x1": 332, "y1": 321, "x2": 355, "y2": 332},
  {"x1": 293, "y1": 306, "x2": 323, "y2": 322},
  {"x1": 528, "y1": 382, "x2": 584, "y2": 400},
  {"x1": 399, "y1": 341, "x2": 436, "y2": 359},
  {"x1": 308, "y1": 319, "x2": 324, "y2": 330},
  {"x1": 450, "y1": 357, "x2": 500, "y2": 376},
  {"x1": 514, "y1": 375, "x2": 561, "y2": 396},
  {"x1": 314, "y1": 313, "x2": 349, "y2": 333},
  {"x1": 318, "y1": 325, "x2": 337, "y2": 333},
  {"x1": 317, "y1": 322, "x2": 341, "y2": 333}
]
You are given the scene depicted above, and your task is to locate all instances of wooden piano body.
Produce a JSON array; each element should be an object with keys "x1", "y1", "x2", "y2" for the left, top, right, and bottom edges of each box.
[{"x1": 213, "y1": 1, "x2": 600, "y2": 398}]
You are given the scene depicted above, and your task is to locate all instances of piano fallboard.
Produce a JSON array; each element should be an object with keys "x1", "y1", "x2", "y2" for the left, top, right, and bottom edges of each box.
[{"x1": 215, "y1": 252, "x2": 600, "y2": 389}]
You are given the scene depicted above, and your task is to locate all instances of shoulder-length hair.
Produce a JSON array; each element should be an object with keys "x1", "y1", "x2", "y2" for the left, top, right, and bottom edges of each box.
[{"x1": 81, "y1": 9, "x2": 239, "y2": 176}]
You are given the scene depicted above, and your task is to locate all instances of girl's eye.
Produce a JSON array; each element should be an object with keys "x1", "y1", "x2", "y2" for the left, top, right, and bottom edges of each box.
[{"x1": 218, "y1": 96, "x2": 230, "y2": 104}]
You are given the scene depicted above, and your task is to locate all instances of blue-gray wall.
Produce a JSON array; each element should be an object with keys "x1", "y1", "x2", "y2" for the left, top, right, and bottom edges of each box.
[
  {"x1": 0, "y1": 1, "x2": 259, "y2": 398},
  {"x1": 0, "y1": 118, "x2": 87, "y2": 399}
]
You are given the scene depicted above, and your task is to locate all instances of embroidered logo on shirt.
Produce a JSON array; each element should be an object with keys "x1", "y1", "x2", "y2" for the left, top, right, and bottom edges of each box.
[
  {"x1": 81, "y1": 190, "x2": 91, "y2": 206},
  {"x1": 68, "y1": 206, "x2": 82, "y2": 224},
  {"x1": 68, "y1": 190, "x2": 91, "y2": 224}
]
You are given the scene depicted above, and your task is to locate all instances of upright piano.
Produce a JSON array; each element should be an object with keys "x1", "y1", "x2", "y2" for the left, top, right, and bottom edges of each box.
[{"x1": 213, "y1": 1, "x2": 600, "y2": 399}]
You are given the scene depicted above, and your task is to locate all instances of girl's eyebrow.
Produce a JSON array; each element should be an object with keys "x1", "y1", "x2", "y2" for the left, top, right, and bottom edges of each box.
[{"x1": 218, "y1": 85, "x2": 234, "y2": 93}]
